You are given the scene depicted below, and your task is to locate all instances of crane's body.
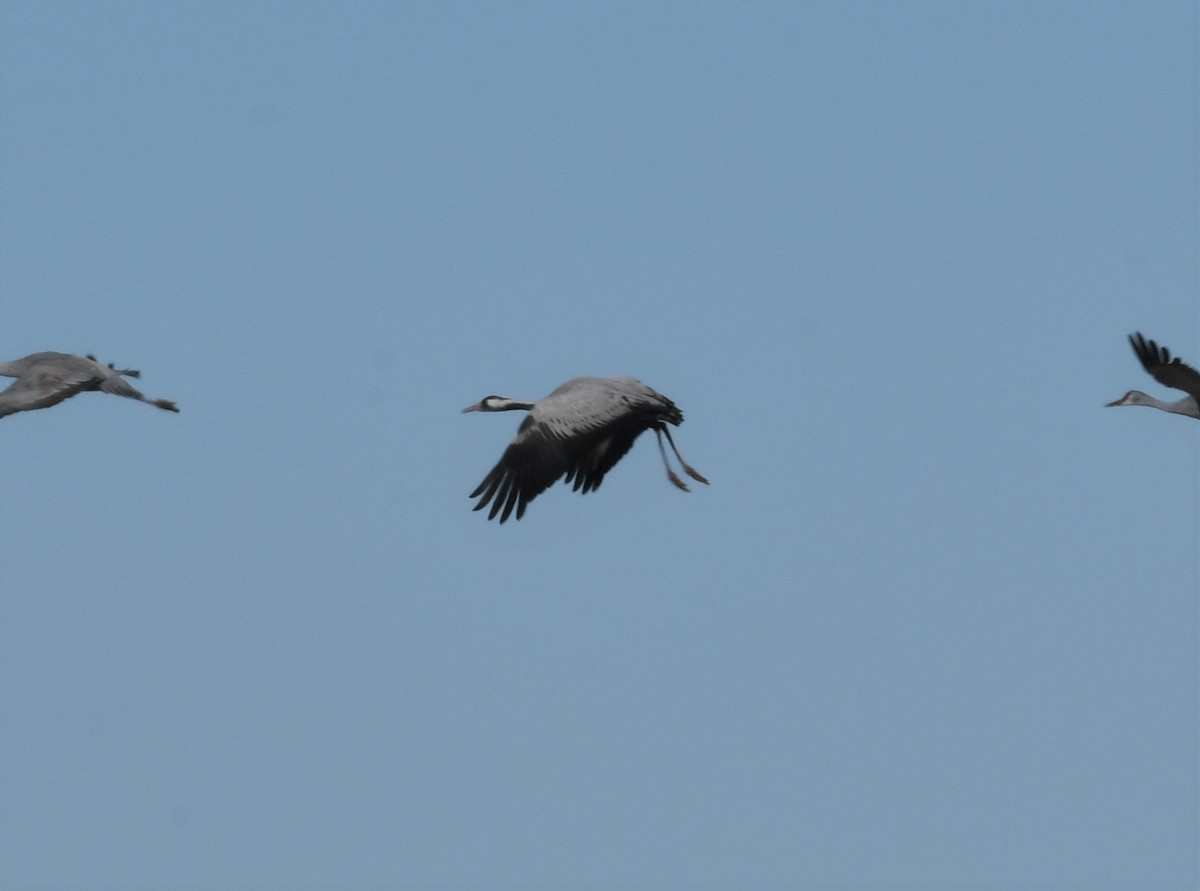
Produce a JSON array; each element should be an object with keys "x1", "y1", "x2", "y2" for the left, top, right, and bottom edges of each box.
[
  {"x1": 1108, "y1": 333, "x2": 1200, "y2": 420},
  {"x1": 463, "y1": 376, "x2": 707, "y2": 523},
  {"x1": 0, "y1": 351, "x2": 179, "y2": 419}
]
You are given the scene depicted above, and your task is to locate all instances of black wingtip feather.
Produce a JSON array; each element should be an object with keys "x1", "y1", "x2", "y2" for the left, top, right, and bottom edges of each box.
[{"x1": 1131, "y1": 331, "x2": 1173, "y2": 372}]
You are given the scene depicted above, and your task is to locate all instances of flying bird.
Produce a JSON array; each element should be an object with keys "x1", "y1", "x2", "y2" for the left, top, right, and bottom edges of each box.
[
  {"x1": 0, "y1": 351, "x2": 180, "y2": 420},
  {"x1": 1107, "y1": 332, "x2": 1200, "y2": 419},
  {"x1": 463, "y1": 376, "x2": 708, "y2": 523}
]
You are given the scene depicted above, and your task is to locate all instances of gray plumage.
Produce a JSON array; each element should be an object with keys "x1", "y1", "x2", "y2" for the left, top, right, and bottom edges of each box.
[
  {"x1": 1107, "y1": 333, "x2": 1200, "y2": 419},
  {"x1": 463, "y1": 376, "x2": 708, "y2": 523},
  {"x1": 0, "y1": 351, "x2": 180, "y2": 420}
]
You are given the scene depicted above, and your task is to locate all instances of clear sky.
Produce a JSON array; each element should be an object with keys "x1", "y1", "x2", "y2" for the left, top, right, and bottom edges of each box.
[{"x1": 1, "y1": 2, "x2": 1197, "y2": 888}]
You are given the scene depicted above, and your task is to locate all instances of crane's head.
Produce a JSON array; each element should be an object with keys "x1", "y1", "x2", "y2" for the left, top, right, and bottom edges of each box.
[
  {"x1": 463, "y1": 395, "x2": 513, "y2": 413},
  {"x1": 1106, "y1": 390, "x2": 1148, "y2": 408}
]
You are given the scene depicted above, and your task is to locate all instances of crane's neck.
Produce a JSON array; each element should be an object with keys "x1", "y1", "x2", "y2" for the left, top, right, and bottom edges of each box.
[
  {"x1": 487, "y1": 398, "x2": 535, "y2": 412},
  {"x1": 1141, "y1": 393, "x2": 1200, "y2": 417}
]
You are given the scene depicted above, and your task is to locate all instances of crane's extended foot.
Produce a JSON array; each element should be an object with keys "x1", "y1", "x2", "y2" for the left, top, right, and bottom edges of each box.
[
  {"x1": 661, "y1": 426, "x2": 708, "y2": 485},
  {"x1": 655, "y1": 428, "x2": 692, "y2": 492},
  {"x1": 153, "y1": 399, "x2": 180, "y2": 412}
]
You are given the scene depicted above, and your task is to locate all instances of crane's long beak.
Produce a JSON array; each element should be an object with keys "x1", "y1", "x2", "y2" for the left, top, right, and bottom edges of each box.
[
  {"x1": 1104, "y1": 398, "x2": 1122, "y2": 407},
  {"x1": 462, "y1": 402, "x2": 483, "y2": 413}
]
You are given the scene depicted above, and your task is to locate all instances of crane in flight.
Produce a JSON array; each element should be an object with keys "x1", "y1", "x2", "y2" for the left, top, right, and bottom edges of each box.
[
  {"x1": 463, "y1": 376, "x2": 707, "y2": 523},
  {"x1": 1107, "y1": 333, "x2": 1200, "y2": 420},
  {"x1": 0, "y1": 351, "x2": 180, "y2": 420}
]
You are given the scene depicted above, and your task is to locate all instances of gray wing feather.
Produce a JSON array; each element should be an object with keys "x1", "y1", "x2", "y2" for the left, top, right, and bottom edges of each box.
[
  {"x1": 0, "y1": 371, "x2": 92, "y2": 417},
  {"x1": 534, "y1": 377, "x2": 679, "y2": 437},
  {"x1": 0, "y1": 352, "x2": 76, "y2": 378},
  {"x1": 0, "y1": 355, "x2": 103, "y2": 418}
]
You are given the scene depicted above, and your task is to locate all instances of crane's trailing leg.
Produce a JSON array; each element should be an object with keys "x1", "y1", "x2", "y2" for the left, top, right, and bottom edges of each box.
[
  {"x1": 660, "y1": 425, "x2": 709, "y2": 485},
  {"x1": 654, "y1": 427, "x2": 691, "y2": 491}
]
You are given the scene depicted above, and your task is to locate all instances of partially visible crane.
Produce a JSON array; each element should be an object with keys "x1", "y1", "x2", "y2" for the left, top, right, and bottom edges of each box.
[
  {"x1": 463, "y1": 376, "x2": 707, "y2": 522},
  {"x1": 1107, "y1": 333, "x2": 1200, "y2": 419},
  {"x1": 0, "y1": 351, "x2": 180, "y2": 420}
]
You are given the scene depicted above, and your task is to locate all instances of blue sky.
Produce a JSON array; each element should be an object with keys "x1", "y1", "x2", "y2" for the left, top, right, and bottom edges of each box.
[{"x1": 1, "y1": 2, "x2": 1196, "y2": 888}]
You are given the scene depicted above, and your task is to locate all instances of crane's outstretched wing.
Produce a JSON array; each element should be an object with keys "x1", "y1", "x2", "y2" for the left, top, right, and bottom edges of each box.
[
  {"x1": 1130, "y1": 333, "x2": 1200, "y2": 401},
  {"x1": 0, "y1": 366, "x2": 95, "y2": 418},
  {"x1": 469, "y1": 417, "x2": 572, "y2": 523}
]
